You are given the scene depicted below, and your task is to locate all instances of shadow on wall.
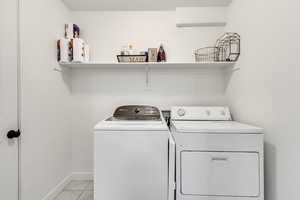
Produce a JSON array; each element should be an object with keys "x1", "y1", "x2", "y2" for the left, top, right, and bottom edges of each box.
[
  {"x1": 67, "y1": 67, "x2": 227, "y2": 95},
  {"x1": 223, "y1": 65, "x2": 240, "y2": 93},
  {"x1": 55, "y1": 66, "x2": 72, "y2": 92},
  {"x1": 264, "y1": 142, "x2": 277, "y2": 200}
]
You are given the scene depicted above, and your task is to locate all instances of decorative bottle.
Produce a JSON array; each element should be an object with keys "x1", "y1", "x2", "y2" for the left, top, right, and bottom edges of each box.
[{"x1": 157, "y1": 44, "x2": 166, "y2": 62}]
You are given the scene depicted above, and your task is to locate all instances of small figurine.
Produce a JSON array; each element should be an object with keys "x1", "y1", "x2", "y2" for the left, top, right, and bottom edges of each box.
[{"x1": 157, "y1": 44, "x2": 166, "y2": 62}]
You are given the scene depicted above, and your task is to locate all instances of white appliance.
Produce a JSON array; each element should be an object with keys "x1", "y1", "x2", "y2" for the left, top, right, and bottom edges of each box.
[
  {"x1": 94, "y1": 105, "x2": 170, "y2": 200},
  {"x1": 169, "y1": 106, "x2": 264, "y2": 200}
]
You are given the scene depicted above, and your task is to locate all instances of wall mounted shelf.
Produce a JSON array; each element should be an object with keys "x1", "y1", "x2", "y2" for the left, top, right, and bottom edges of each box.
[
  {"x1": 59, "y1": 62, "x2": 236, "y2": 69},
  {"x1": 57, "y1": 61, "x2": 236, "y2": 89}
]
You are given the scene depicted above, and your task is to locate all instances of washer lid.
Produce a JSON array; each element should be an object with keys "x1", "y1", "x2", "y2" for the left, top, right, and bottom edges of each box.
[
  {"x1": 172, "y1": 121, "x2": 263, "y2": 134},
  {"x1": 94, "y1": 120, "x2": 169, "y2": 131},
  {"x1": 113, "y1": 105, "x2": 161, "y2": 121}
]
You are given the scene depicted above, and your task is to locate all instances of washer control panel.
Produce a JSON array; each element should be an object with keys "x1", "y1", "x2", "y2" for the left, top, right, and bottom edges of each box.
[{"x1": 171, "y1": 106, "x2": 231, "y2": 121}]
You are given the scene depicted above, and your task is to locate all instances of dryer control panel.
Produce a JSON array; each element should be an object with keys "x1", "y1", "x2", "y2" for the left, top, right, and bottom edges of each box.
[{"x1": 171, "y1": 106, "x2": 232, "y2": 121}]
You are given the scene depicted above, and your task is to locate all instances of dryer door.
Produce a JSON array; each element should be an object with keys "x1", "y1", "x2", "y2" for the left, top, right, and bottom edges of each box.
[{"x1": 180, "y1": 151, "x2": 260, "y2": 197}]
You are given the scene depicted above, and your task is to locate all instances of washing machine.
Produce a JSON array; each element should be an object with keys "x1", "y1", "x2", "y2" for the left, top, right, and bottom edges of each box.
[
  {"x1": 168, "y1": 106, "x2": 264, "y2": 200},
  {"x1": 94, "y1": 105, "x2": 170, "y2": 200}
]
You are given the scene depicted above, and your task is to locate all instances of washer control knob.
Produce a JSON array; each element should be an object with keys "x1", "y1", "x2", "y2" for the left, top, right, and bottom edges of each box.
[{"x1": 177, "y1": 108, "x2": 186, "y2": 117}]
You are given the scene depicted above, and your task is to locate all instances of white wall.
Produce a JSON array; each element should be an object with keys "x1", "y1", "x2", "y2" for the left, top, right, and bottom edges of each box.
[
  {"x1": 225, "y1": 1, "x2": 300, "y2": 200},
  {"x1": 20, "y1": 0, "x2": 72, "y2": 199},
  {"x1": 70, "y1": 11, "x2": 227, "y2": 173},
  {"x1": 73, "y1": 11, "x2": 225, "y2": 62},
  {"x1": 176, "y1": 7, "x2": 227, "y2": 27}
]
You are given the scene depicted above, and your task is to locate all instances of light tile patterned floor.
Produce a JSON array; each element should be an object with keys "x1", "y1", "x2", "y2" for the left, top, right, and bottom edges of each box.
[{"x1": 54, "y1": 180, "x2": 94, "y2": 200}]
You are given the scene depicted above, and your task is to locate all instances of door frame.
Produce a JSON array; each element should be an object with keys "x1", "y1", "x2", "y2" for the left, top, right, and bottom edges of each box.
[{"x1": 16, "y1": 0, "x2": 21, "y2": 199}]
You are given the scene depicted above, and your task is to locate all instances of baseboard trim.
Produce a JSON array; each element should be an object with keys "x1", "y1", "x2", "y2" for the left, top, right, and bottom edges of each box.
[
  {"x1": 71, "y1": 172, "x2": 94, "y2": 180},
  {"x1": 42, "y1": 174, "x2": 72, "y2": 200}
]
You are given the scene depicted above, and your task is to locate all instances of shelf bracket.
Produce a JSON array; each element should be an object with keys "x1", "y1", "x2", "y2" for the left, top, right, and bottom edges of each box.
[
  {"x1": 53, "y1": 68, "x2": 63, "y2": 73},
  {"x1": 145, "y1": 65, "x2": 151, "y2": 89}
]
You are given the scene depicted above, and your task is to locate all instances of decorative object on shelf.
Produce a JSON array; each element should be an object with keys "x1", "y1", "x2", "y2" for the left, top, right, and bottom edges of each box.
[
  {"x1": 57, "y1": 38, "x2": 90, "y2": 63},
  {"x1": 120, "y1": 45, "x2": 129, "y2": 55},
  {"x1": 128, "y1": 44, "x2": 136, "y2": 55},
  {"x1": 194, "y1": 47, "x2": 218, "y2": 62},
  {"x1": 144, "y1": 51, "x2": 149, "y2": 62},
  {"x1": 157, "y1": 44, "x2": 166, "y2": 62},
  {"x1": 117, "y1": 45, "x2": 147, "y2": 62},
  {"x1": 71, "y1": 38, "x2": 85, "y2": 63},
  {"x1": 83, "y1": 44, "x2": 90, "y2": 62},
  {"x1": 64, "y1": 24, "x2": 80, "y2": 39},
  {"x1": 140, "y1": 51, "x2": 149, "y2": 62},
  {"x1": 57, "y1": 38, "x2": 72, "y2": 63},
  {"x1": 117, "y1": 55, "x2": 147, "y2": 63},
  {"x1": 148, "y1": 48, "x2": 158, "y2": 62},
  {"x1": 194, "y1": 32, "x2": 240, "y2": 62},
  {"x1": 216, "y1": 32, "x2": 240, "y2": 62},
  {"x1": 58, "y1": 23, "x2": 90, "y2": 64},
  {"x1": 120, "y1": 44, "x2": 139, "y2": 56}
]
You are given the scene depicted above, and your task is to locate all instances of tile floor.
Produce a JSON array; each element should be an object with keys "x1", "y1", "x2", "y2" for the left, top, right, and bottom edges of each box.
[{"x1": 54, "y1": 180, "x2": 94, "y2": 200}]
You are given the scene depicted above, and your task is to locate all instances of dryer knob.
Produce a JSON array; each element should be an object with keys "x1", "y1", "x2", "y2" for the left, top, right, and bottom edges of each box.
[{"x1": 177, "y1": 108, "x2": 186, "y2": 117}]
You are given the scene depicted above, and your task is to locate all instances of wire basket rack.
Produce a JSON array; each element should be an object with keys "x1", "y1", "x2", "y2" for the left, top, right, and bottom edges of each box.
[
  {"x1": 194, "y1": 47, "x2": 219, "y2": 62},
  {"x1": 194, "y1": 32, "x2": 240, "y2": 62},
  {"x1": 216, "y1": 32, "x2": 240, "y2": 62}
]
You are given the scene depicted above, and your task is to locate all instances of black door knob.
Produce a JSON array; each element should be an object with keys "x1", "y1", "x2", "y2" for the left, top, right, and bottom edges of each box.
[{"x1": 7, "y1": 130, "x2": 21, "y2": 139}]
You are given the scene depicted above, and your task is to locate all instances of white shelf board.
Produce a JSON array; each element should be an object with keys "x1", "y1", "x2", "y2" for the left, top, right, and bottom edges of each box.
[{"x1": 59, "y1": 62, "x2": 236, "y2": 69}]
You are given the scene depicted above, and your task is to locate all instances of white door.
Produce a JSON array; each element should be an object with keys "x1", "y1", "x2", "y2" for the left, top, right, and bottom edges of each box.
[{"x1": 0, "y1": 0, "x2": 20, "y2": 199}]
